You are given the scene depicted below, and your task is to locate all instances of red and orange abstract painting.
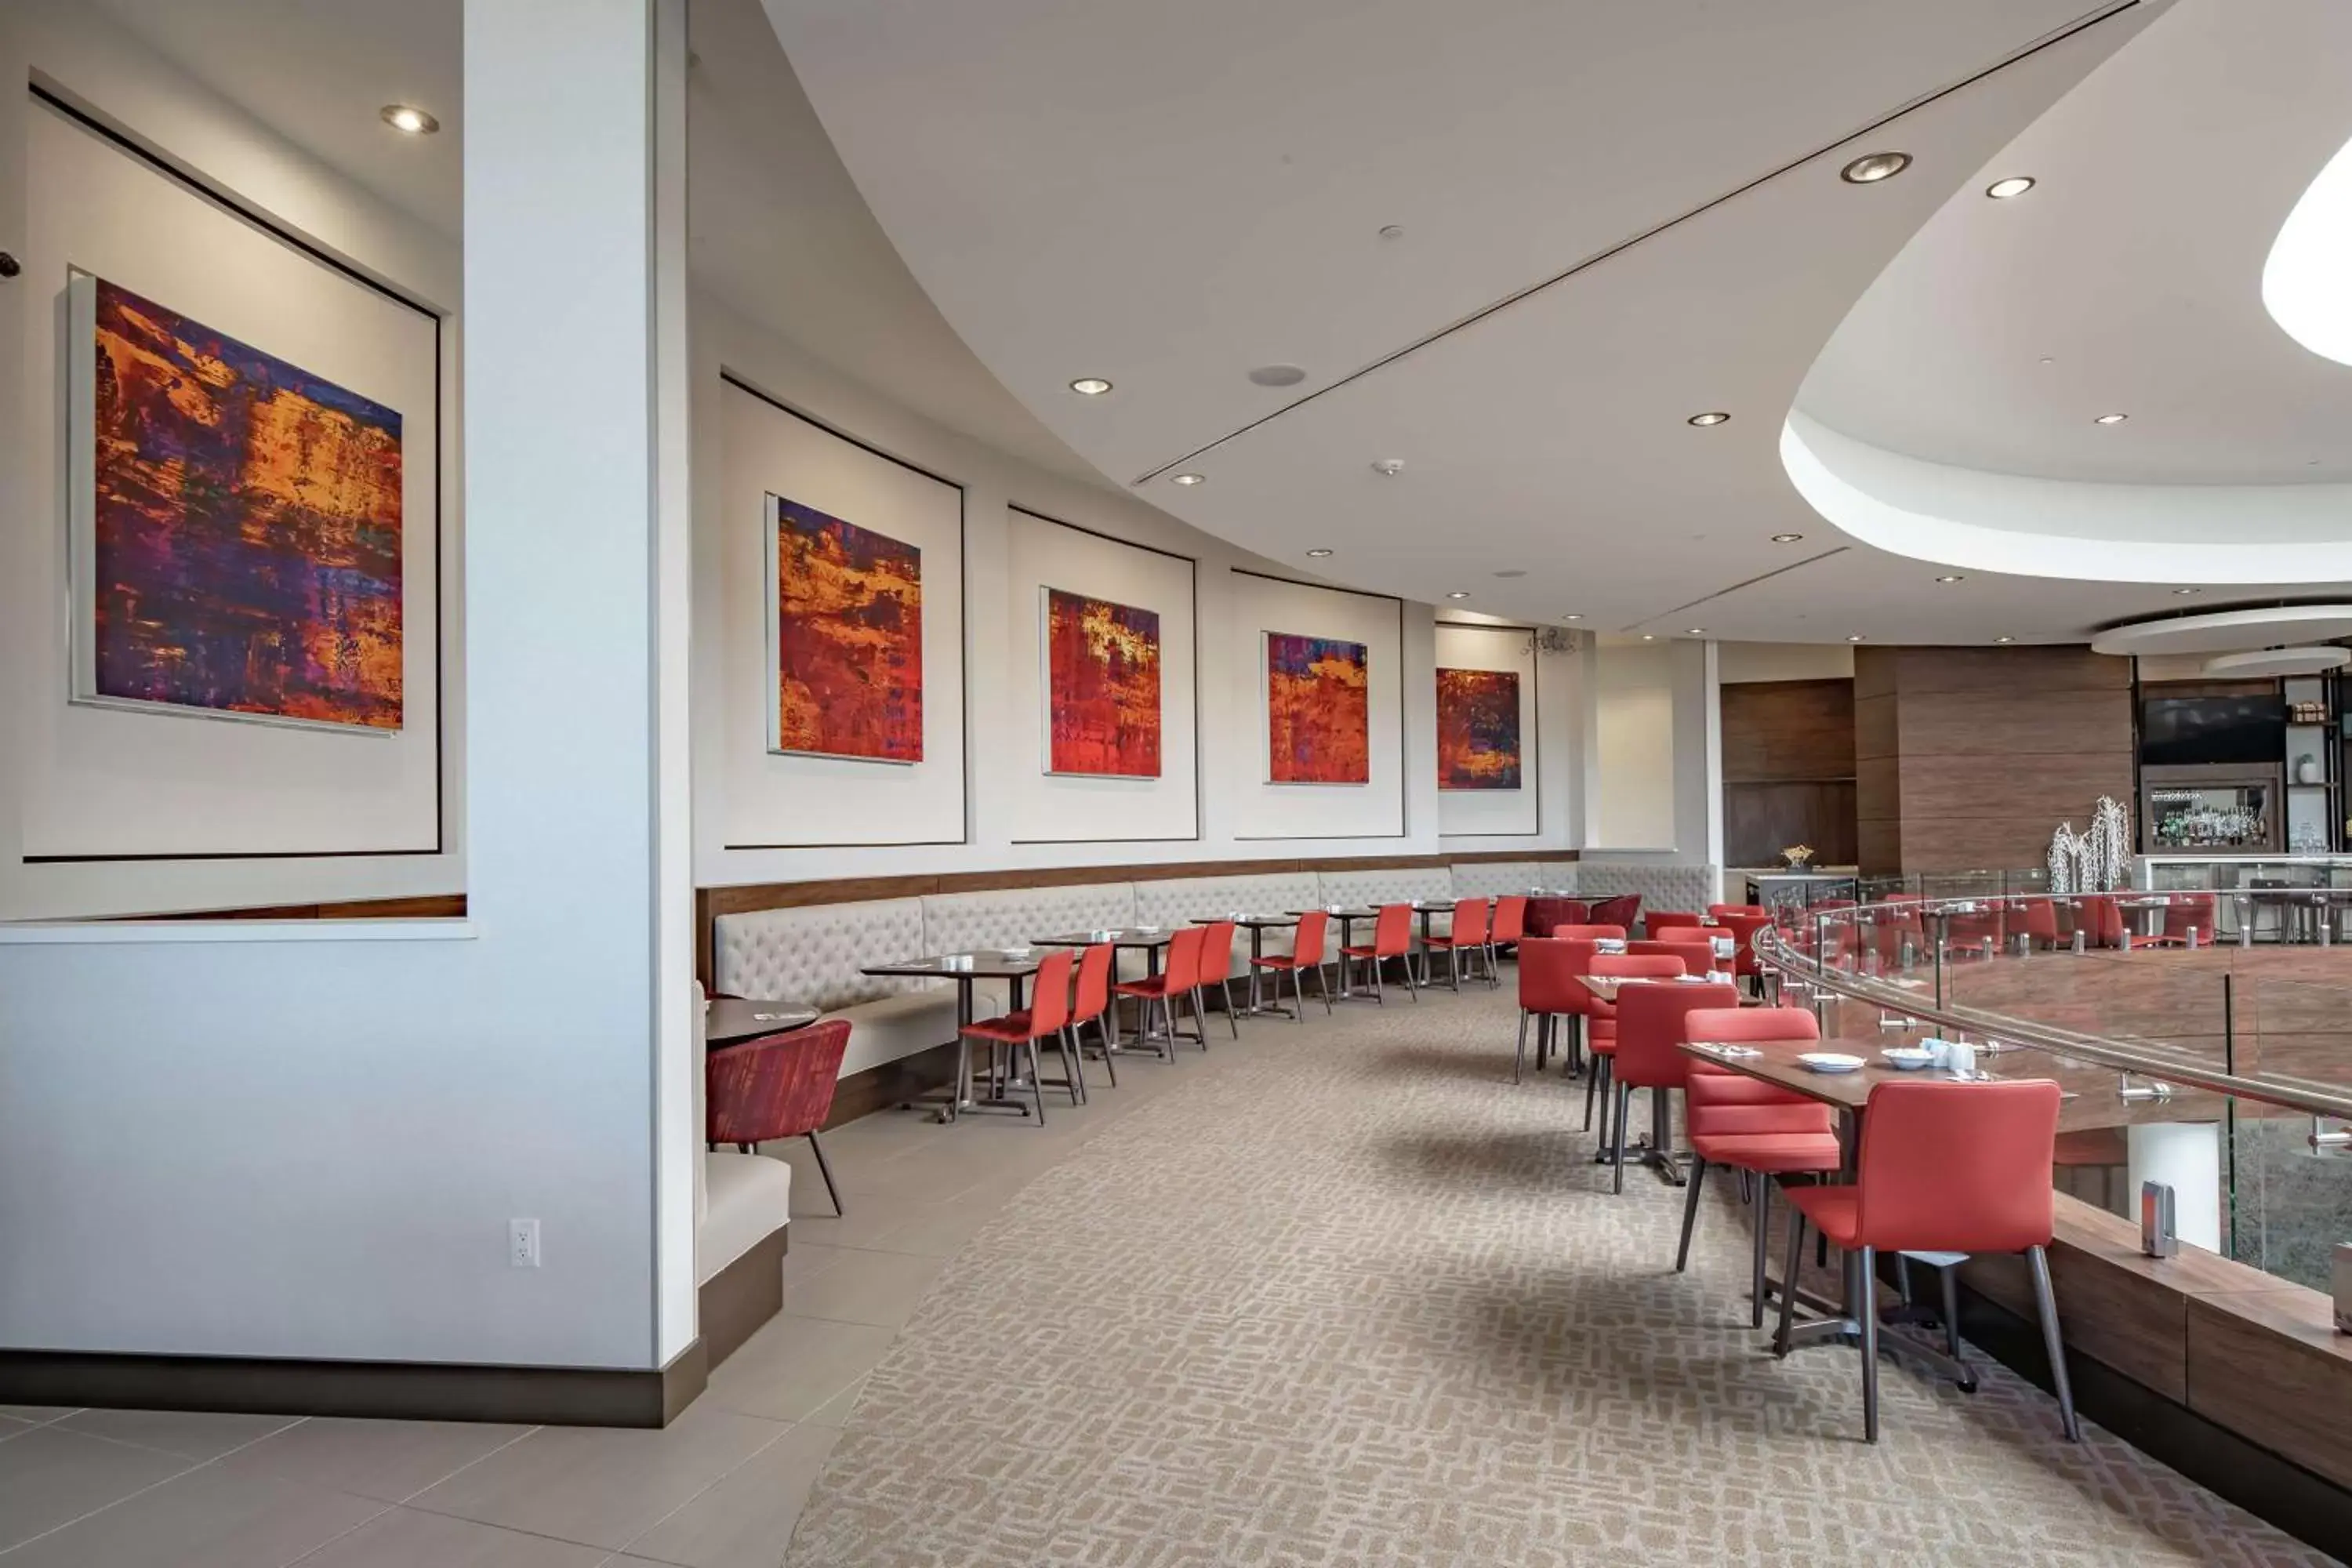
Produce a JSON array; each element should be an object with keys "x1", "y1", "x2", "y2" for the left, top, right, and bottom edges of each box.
[
  {"x1": 87, "y1": 277, "x2": 404, "y2": 729},
  {"x1": 772, "y1": 497, "x2": 924, "y2": 762},
  {"x1": 1436, "y1": 667, "x2": 1522, "y2": 790},
  {"x1": 1265, "y1": 632, "x2": 1370, "y2": 784},
  {"x1": 1045, "y1": 588, "x2": 1160, "y2": 778}
]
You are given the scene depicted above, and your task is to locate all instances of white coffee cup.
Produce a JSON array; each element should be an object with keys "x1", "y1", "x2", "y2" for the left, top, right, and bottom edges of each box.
[{"x1": 1946, "y1": 1040, "x2": 1977, "y2": 1077}]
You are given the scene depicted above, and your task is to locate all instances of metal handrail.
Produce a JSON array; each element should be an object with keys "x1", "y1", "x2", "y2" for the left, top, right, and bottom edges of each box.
[{"x1": 1753, "y1": 900, "x2": 2352, "y2": 1123}]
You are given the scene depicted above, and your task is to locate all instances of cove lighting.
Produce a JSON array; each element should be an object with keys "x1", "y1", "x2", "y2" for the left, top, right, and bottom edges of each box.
[
  {"x1": 1687, "y1": 411, "x2": 1730, "y2": 426},
  {"x1": 1069, "y1": 377, "x2": 1113, "y2": 396},
  {"x1": 1985, "y1": 176, "x2": 2035, "y2": 199},
  {"x1": 1171, "y1": 473, "x2": 1204, "y2": 486},
  {"x1": 2094, "y1": 412, "x2": 2129, "y2": 425},
  {"x1": 380, "y1": 104, "x2": 439, "y2": 135},
  {"x1": 1840, "y1": 151, "x2": 1911, "y2": 184},
  {"x1": 1306, "y1": 548, "x2": 1334, "y2": 557}
]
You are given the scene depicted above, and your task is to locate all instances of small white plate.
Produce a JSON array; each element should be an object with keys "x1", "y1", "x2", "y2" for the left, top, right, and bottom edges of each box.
[
  {"x1": 1880, "y1": 1047, "x2": 1935, "y2": 1070},
  {"x1": 1798, "y1": 1051, "x2": 1867, "y2": 1074}
]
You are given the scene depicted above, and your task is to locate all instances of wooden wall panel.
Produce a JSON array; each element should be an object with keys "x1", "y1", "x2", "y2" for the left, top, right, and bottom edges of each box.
[
  {"x1": 1724, "y1": 781, "x2": 1857, "y2": 869},
  {"x1": 1719, "y1": 679, "x2": 1854, "y2": 783},
  {"x1": 2187, "y1": 1291, "x2": 2352, "y2": 1492},
  {"x1": 1895, "y1": 689, "x2": 2134, "y2": 758},
  {"x1": 1890, "y1": 643, "x2": 2132, "y2": 695},
  {"x1": 1852, "y1": 694, "x2": 1899, "y2": 764}
]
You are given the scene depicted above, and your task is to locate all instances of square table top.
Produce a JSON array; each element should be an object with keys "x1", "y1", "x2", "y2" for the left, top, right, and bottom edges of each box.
[
  {"x1": 1577, "y1": 974, "x2": 1751, "y2": 1005},
  {"x1": 1679, "y1": 1034, "x2": 2128, "y2": 1130},
  {"x1": 862, "y1": 950, "x2": 1045, "y2": 980},
  {"x1": 1290, "y1": 906, "x2": 1375, "y2": 919},
  {"x1": 1032, "y1": 927, "x2": 1175, "y2": 949},
  {"x1": 1189, "y1": 915, "x2": 1299, "y2": 930}
]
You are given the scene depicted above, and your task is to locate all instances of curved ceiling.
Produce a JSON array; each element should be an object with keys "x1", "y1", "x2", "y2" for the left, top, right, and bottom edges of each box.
[{"x1": 764, "y1": 0, "x2": 2352, "y2": 641}]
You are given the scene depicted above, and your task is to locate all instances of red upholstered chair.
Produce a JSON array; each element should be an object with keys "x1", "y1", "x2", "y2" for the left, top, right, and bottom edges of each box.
[
  {"x1": 1422, "y1": 897, "x2": 1494, "y2": 991},
  {"x1": 1552, "y1": 924, "x2": 1627, "y2": 943},
  {"x1": 707, "y1": 1018, "x2": 854, "y2": 1214},
  {"x1": 1708, "y1": 904, "x2": 1767, "y2": 920},
  {"x1": 1631, "y1": 934, "x2": 1715, "y2": 966},
  {"x1": 2016, "y1": 897, "x2": 2061, "y2": 953},
  {"x1": 1675, "y1": 1007, "x2": 1840, "y2": 1325},
  {"x1": 1200, "y1": 919, "x2": 1243, "y2": 1040},
  {"x1": 1549, "y1": 937, "x2": 1616, "y2": 1083},
  {"x1": 1341, "y1": 904, "x2": 1419, "y2": 1004},
  {"x1": 1513, "y1": 937, "x2": 1590, "y2": 1083},
  {"x1": 960, "y1": 947, "x2": 1078, "y2": 1121},
  {"x1": 2071, "y1": 893, "x2": 2128, "y2": 949},
  {"x1": 2158, "y1": 892, "x2": 2219, "y2": 946},
  {"x1": 1069, "y1": 942, "x2": 1118, "y2": 1088},
  {"x1": 1252, "y1": 909, "x2": 1332, "y2": 1022},
  {"x1": 1606, "y1": 978, "x2": 1737, "y2": 1192},
  {"x1": 1584, "y1": 953, "x2": 1684, "y2": 1143},
  {"x1": 1115, "y1": 925, "x2": 1207, "y2": 1058},
  {"x1": 1713, "y1": 912, "x2": 1772, "y2": 991},
  {"x1": 1646, "y1": 910, "x2": 1708, "y2": 934},
  {"x1": 1490, "y1": 895, "x2": 1528, "y2": 964},
  {"x1": 1588, "y1": 894, "x2": 1642, "y2": 931},
  {"x1": 1779, "y1": 1079, "x2": 2075, "y2": 1444},
  {"x1": 1523, "y1": 897, "x2": 1590, "y2": 937}
]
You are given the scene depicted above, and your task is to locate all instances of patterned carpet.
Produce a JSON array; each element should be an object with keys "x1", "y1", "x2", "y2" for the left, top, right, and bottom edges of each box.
[{"x1": 782, "y1": 985, "x2": 2329, "y2": 1566}]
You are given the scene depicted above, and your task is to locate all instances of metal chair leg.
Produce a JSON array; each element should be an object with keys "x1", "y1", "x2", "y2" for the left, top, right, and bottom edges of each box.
[
  {"x1": 806, "y1": 1131, "x2": 844, "y2": 1216},
  {"x1": 1097, "y1": 1015, "x2": 1119, "y2": 1086},
  {"x1": 1583, "y1": 1054, "x2": 1602, "y2": 1131},
  {"x1": 1026, "y1": 1039, "x2": 1047, "y2": 1124},
  {"x1": 1220, "y1": 977, "x2": 1241, "y2": 1038},
  {"x1": 1610, "y1": 1082, "x2": 1632, "y2": 1194},
  {"x1": 2027, "y1": 1245, "x2": 2081, "y2": 1441},
  {"x1": 1856, "y1": 1244, "x2": 1880, "y2": 1443},
  {"x1": 1675, "y1": 1155, "x2": 1708, "y2": 1270},
  {"x1": 1514, "y1": 1011, "x2": 1530, "y2": 1083},
  {"x1": 1940, "y1": 1259, "x2": 1964, "y2": 1359},
  {"x1": 1751, "y1": 1178, "x2": 1773, "y2": 1328},
  {"x1": 1774, "y1": 1211, "x2": 1806, "y2": 1356},
  {"x1": 1403, "y1": 957, "x2": 1419, "y2": 1002},
  {"x1": 1058, "y1": 1025, "x2": 1085, "y2": 1105}
]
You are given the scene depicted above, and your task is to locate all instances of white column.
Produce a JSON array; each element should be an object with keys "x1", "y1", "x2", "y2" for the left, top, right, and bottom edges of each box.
[{"x1": 2127, "y1": 1121, "x2": 2223, "y2": 1251}]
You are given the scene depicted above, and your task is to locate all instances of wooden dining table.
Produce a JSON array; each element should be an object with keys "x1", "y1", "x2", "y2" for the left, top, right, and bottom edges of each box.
[
  {"x1": 702, "y1": 997, "x2": 822, "y2": 1048},
  {"x1": 1288, "y1": 908, "x2": 1378, "y2": 999},
  {"x1": 1189, "y1": 914, "x2": 1300, "y2": 1017},
  {"x1": 860, "y1": 949, "x2": 1047, "y2": 1122},
  {"x1": 1577, "y1": 975, "x2": 1760, "y2": 1007}
]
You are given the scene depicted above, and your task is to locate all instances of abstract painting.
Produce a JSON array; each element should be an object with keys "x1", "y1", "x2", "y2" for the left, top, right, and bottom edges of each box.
[
  {"x1": 771, "y1": 495, "x2": 924, "y2": 762},
  {"x1": 1044, "y1": 587, "x2": 1161, "y2": 778},
  {"x1": 1436, "y1": 667, "x2": 1523, "y2": 789},
  {"x1": 1265, "y1": 631, "x2": 1370, "y2": 784},
  {"x1": 80, "y1": 275, "x2": 404, "y2": 730}
]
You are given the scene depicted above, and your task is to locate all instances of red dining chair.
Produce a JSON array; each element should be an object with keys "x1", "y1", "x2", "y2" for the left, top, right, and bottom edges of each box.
[
  {"x1": 1114, "y1": 925, "x2": 1207, "y2": 1058},
  {"x1": 1549, "y1": 936, "x2": 1616, "y2": 1082},
  {"x1": 1200, "y1": 919, "x2": 1243, "y2": 1040},
  {"x1": 1341, "y1": 903, "x2": 1419, "y2": 1004},
  {"x1": 1422, "y1": 898, "x2": 1494, "y2": 991},
  {"x1": 1251, "y1": 909, "x2": 1332, "y2": 1022},
  {"x1": 1646, "y1": 910, "x2": 1708, "y2": 934},
  {"x1": 2159, "y1": 892, "x2": 2218, "y2": 946},
  {"x1": 1631, "y1": 934, "x2": 1715, "y2": 962},
  {"x1": 2015, "y1": 897, "x2": 2060, "y2": 953},
  {"x1": 1069, "y1": 942, "x2": 1117, "y2": 1089},
  {"x1": 1778, "y1": 1079, "x2": 2076, "y2": 1444},
  {"x1": 2071, "y1": 893, "x2": 2128, "y2": 949},
  {"x1": 1513, "y1": 937, "x2": 1588, "y2": 1083},
  {"x1": 1588, "y1": 894, "x2": 1643, "y2": 931},
  {"x1": 1552, "y1": 924, "x2": 1628, "y2": 943},
  {"x1": 1584, "y1": 953, "x2": 1685, "y2": 1145},
  {"x1": 1714, "y1": 911, "x2": 1772, "y2": 993},
  {"x1": 1489, "y1": 895, "x2": 1528, "y2": 966},
  {"x1": 958, "y1": 948, "x2": 1078, "y2": 1122},
  {"x1": 1708, "y1": 903, "x2": 1768, "y2": 920},
  {"x1": 1675, "y1": 1007, "x2": 1841, "y2": 1326},
  {"x1": 1606, "y1": 977, "x2": 1737, "y2": 1192},
  {"x1": 706, "y1": 1018, "x2": 854, "y2": 1214}
]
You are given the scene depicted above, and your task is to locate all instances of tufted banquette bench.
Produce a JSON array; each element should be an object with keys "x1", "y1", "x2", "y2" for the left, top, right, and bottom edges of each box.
[{"x1": 707, "y1": 860, "x2": 1717, "y2": 1087}]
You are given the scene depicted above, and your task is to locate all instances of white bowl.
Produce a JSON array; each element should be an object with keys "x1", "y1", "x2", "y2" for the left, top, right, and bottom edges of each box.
[
  {"x1": 1798, "y1": 1051, "x2": 1867, "y2": 1074},
  {"x1": 1880, "y1": 1047, "x2": 1935, "y2": 1071}
]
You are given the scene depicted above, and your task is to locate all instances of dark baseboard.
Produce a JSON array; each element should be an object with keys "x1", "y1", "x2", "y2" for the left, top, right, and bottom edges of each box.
[
  {"x1": 826, "y1": 1040, "x2": 960, "y2": 1127},
  {"x1": 0, "y1": 1338, "x2": 709, "y2": 1429},
  {"x1": 699, "y1": 1225, "x2": 788, "y2": 1370},
  {"x1": 1956, "y1": 1284, "x2": 2352, "y2": 1562}
]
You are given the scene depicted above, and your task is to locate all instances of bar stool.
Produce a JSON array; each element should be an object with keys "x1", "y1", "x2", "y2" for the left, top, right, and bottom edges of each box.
[
  {"x1": 1777, "y1": 1078, "x2": 2077, "y2": 1444},
  {"x1": 1340, "y1": 904, "x2": 1418, "y2": 1003},
  {"x1": 1606, "y1": 976, "x2": 1737, "y2": 1193},
  {"x1": 1250, "y1": 909, "x2": 1332, "y2": 1021},
  {"x1": 957, "y1": 947, "x2": 1077, "y2": 1122}
]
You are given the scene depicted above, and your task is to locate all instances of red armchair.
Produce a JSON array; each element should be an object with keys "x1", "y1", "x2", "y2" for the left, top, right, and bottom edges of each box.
[{"x1": 707, "y1": 1018, "x2": 853, "y2": 1215}]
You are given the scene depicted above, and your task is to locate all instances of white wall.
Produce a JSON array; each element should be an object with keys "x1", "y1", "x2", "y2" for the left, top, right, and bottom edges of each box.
[
  {"x1": 0, "y1": 0, "x2": 465, "y2": 923},
  {"x1": 1585, "y1": 637, "x2": 1719, "y2": 868}
]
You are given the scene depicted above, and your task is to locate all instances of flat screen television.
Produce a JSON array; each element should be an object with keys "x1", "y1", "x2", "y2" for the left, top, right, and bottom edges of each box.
[{"x1": 2140, "y1": 694, "x2": 2286, "y2": 766}]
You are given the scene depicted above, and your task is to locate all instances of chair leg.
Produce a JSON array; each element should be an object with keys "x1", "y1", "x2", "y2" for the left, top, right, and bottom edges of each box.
[
  {"x1": 1774, "y1": 1211, "x2": 1806, "y2": 1356},
  {"x1": 805, "y1": 1131, "x2": 845, "y2": 1216},
  {"x1": 2027, "y1": 1245, "x2": 2082, "y2": 1442},
  {"x1": 1856, "y1": 1244, "x2": 1880, "y2": 1443},
  {"x1": 1222, "y1": 978, "x2": 1241, "y2": 1039},
  {"x1": 1675, "y1": 1155, "x2": 1708, "y2": 1270},
  {"x1": 1514, "y1": 1011, "x2": 1530, "y2": 1083},
  {"x1": 1582, "y1": 1054, "x2": 1602, "y2": 1131},
  {"x1": 1059, "y1": 1025, "x2": 1084, "y2": 1105},
  {"x1": 1534, "y1": 1013, "x2": 1549, "y2": 1073},
  {"x1": 1403, "y1": 956, "x2": 1419, "y2": 1002},
  {"x1": 1939, "y1": 1259, "x2": 1964, "y2": 1360},
  {"x1": 1610, "y1": 1081, "x2": 1632, "y2": 1194},
  {"x1": 1751, "y1": 1178, "x2": 1773, "y2": 1328}
]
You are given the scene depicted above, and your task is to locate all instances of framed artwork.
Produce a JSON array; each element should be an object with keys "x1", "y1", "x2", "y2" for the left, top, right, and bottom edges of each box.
[
  {"x1": 69, "y1": 273, "x2": 405, "y2": 733},
  {"x1": 1043, "y1": 586, "x2": 1161, "y2": 779},
  {"x1": 1265, "y1": 631, "x2": 1370, "y2": 785},
  {"x1": 1436, "y1": 667, "x2": 1523, "y2": 790},
  {"x1": 768, "y1": 495, "x2": 924, "y2": 763}
]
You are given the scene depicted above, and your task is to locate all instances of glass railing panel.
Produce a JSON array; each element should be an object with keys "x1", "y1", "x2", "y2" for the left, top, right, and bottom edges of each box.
[{"x1": 2221, "y1": 975, "x2": 2352, "y2": 1288}]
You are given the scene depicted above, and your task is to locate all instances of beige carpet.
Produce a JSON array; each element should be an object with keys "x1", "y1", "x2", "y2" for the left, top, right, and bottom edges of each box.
[{"x1": 782, "y1": 985, "x2": 2330, "y2": 1566}]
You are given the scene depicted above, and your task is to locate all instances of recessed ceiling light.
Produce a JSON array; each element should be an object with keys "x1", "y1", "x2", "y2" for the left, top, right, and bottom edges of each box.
[
  {"x1": 1563, "y1": 613, "x2": 1584, "y2": 621},
  {"x1": 1248, "y1": 364, "x2": 1307, "y2": 387},
  {"x1": 1306, "y1": 547, "x2": 1334, "y2": 558},
  {"x1": 2038, "y1": 356, "x2": 2055, "y2": 365},
  {"x1": 1985, "y1": 176, "x2": 2036, "y2": 199},
  {"x1": 2094, "y1": 412, "x2": 2129, "y2": 425},
  {"x1": 1770, "y1": 532, "x2": 1805, "y2": 543},
  {"x1": 1069, "y1": 377, "x2": 1113, "y2": 396},
  {"x1": 1639, "y1": 633, "x2": 1656, "y2": 641},
  {"x1": 1687, "y1": 411, "x2": 1730, "y2": 426},
  {"x1": 2174, "y1": 586, "x2": 2201, "y2": 595},
  {"x1": 1446, "y1": 590, "x2": 1472, "y2": 599},
  {"x1": 1686, "y1": 627, "x2": 1707, "y2": 636},
  {"x1": 1371, "y1": 458, "x2": 1405, "y2": 477},
  {"x1": 1846, "y1": 633, "x2": 1867, "y2": 643},
  {"x1": 380, "y1": 103, "x2": 439, "y2": 135},
  {"x1": 1378, "y1": 224, "x2": 1405, "y2": 241},
  {"x1": 1994, "y1": 636, "x2": 2016, "y2": 644},
  {"x1": 1935, "y1": 574, "x2": 1964, "y2": 583},
  {"x1": 1841, "y1": 151, "x2": 1911, "y2": 184},
  {"x1": 1170, "y1": 472, "x2": 1204, "y2": 486}
]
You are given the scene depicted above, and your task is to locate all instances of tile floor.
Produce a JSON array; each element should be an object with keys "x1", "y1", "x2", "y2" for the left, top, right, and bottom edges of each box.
[{"x1": 0, "y1": 1017, "x2": 1218, "y2": 1566}]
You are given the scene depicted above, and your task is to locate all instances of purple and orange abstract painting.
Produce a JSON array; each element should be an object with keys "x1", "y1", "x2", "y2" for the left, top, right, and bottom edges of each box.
[
  {"x1": 87, "y1": 278, "x2": 404, "y2": 729},
  {"x1": 1045, "y1": 587, "x2": 1160, "y2": 778},
  {"x1": 1265, "y1": 632, "x2": 1370, "y2": 785},
  {"x1": 1436, "y1": 667, "x2": 1522, "y2": 790},
  {"x1": 772, "y1": 497, "x2": 924, "y2": 762}
]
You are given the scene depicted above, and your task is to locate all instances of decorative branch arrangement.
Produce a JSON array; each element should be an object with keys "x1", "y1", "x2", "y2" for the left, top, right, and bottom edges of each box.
[{"x1": 2049, "y1": 796, "x2": 2132, "y2": 894}]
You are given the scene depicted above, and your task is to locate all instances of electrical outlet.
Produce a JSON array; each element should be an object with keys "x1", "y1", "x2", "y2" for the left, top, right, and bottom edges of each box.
[{"x1": 509, "y1": 1218, "x2": 540, "y2": 1269}]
